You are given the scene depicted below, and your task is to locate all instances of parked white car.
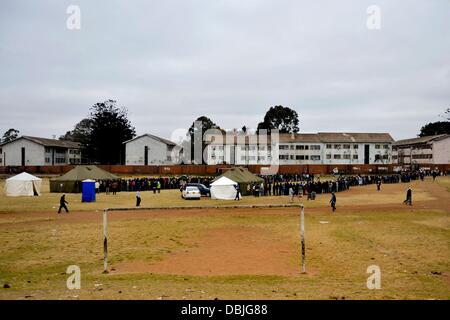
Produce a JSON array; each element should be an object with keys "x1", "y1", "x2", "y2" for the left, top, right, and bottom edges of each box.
[{"x1": 182, "y1": 186, "x2": 201, "y2": 200}]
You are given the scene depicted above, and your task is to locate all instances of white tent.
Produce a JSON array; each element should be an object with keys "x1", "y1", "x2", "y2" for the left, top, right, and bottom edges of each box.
[
  {"x1": 210, "y1": 176, "x2": 239, "y2": 200},
  {"x1": 4, "y1": 172, "x2": 42, "y2": 197}
]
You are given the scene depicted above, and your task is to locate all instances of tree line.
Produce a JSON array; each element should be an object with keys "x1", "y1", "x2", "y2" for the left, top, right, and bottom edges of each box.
[{"x1": 1, "y1": 103, "x2": 449, "y2": 165}]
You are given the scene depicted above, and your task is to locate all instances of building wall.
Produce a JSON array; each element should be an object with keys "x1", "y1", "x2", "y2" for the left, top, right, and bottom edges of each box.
[
  {"x1": 0, "y1": 138, "x2": 45, "y2": 166},
  {"x1": 206, "y1": 142, "x2": 392, "y2": 165},
  {"x1": 125, "y1": 136, "x2": 177, "y2": 165},
  {"x1": 433, "y1": 138, "x2": 450, "y2": 164}
]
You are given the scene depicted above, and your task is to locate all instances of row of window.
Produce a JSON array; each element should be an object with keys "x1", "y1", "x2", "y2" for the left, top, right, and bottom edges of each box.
[
  {"x1": 412, "y1": 154, "x2": 433, "y2": 159},
  {"x1": 279, "y1": 155, "x2": 321, "y2": 161},
  {"x1": 46, "y1": 157, "x2": 67, "y2": 163},
  {"x1": 212, "y1": 144, "x2": 390, "y2": 151},
  {"x1": 279, "y1": 144, "x2": 321, "y2": 150}
]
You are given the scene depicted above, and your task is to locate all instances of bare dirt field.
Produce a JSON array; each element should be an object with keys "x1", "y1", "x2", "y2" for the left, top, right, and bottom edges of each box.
[{"x1": 0, "y1": 177, "x2": 449, "y2": 300}]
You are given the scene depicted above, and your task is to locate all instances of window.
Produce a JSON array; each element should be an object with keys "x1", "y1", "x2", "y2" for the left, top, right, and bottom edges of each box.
[
  {"x1": 353, "y1": 155, "x2": 358, "y2": 159},
  {"x1": 375, "y1": 144, "x2": 381, "y2": 149},
  {"x1": 375, "y1": 154, "x2": 381, "y2": 161},
  {"x1": 343, "y1": 144, "x2": 351, "y2": 149},
  {"x1": 296, "y1": 145, "x2": 304, "y2": 150},
  {"x1": 382, "y1": 155, "x2": 389, "y2": 160},
  {"x1": 241, "y1": 146, "x2": 246, "y2": 151},
  {"x1": 310, "y1": 145, "x2": 320, "y2": 150},
  {"x1": 353, "y1": 144, "x2": 358, "y2": 149},
  {"x1": 0, "y1": 148, "x2": 2, "y2": 154},
  {"x1": 326, "y1": 154, "x2": 332, "y2": 159},
  {"x1": 296, "y1": 155, "x2": 304, "y2": 160},
  {"x1": 55, "y1": 157, "x2": 66, "y2": 164},
  {"x1": 279, "y1": 155, "x2": 289, "y2": 160},
  {"x1": 45, "y1": 157, "x2": 51, "y2": 163},
  {"x1": 311, "y1": 155, "x2": 320, "y2": 161},
  {"x1": 411, "y1": 154, "x2": 431, "y2": 159},
  {"x1": 333, "y1": 154, "x2": 341, "y2": 159},
  {"x1": 290, "y1": 155, "x2": 294, "y2": 160},
  {"x1": 326, "y1": 144, "x2": 332, "y2": 149},
  {"x1": 45, "y1": 147, "x2": 51, "y2": 153},
  {"x1": 334, "y1": 144, "x2": 341, "y2": 149},
  {"x1": 279, "y1": 145, "x2": 289, "y2": 150},
  {"x1": 383, "y1": 145, "x2": 389, "y2": 149},
  {"x1": 343, "y1": 154, "x2": 351, "y2": 159},
  {"x1": 290, "y1": 145, "x2": 295, "y2": 150}
]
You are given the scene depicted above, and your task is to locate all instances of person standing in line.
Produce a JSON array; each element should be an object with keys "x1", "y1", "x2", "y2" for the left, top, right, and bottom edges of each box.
[
  {"x1": 58, "y1": 194, "x2": 69, "y2": 213},
  {"x1": 156, "y1": 180, "x2": 161, "y2": 194},
  {"x1": 403, "y1": 187, "x2": 412, "y2": 206},
  {"x1": 288, "y1": 186, "x2": 294, "y2": 203},
  {"x1": 234, "y1": 184, "x2": 240, "y2": 201},
  {"x1": 330, "y1": 192, "x2": 337, "y2": 212}
]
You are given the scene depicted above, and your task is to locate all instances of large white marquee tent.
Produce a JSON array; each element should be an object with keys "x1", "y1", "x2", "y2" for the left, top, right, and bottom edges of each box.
[
  {"x1": 4, "y1": 172, "x2": 42, "y2": 197},
  {"x1": 210, "y1": 176, "x2": 239, "y2": 200}
]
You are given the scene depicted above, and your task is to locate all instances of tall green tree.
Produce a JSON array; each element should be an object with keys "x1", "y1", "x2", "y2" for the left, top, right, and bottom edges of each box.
[
  {"x1": 78, "y1": 100, "x2": 135, "y2": 164},
  {"x1": 419, "y1": 121, "x2": 450, "y2": 137},
  {"x1": 257, "y1": 105, "x2": 300, "y2": 133},
  {"x1": 1, "y1": 128, "x2": 20, "y2": 143},
  {"x1": 59, "y1": 118, "x2": 93, "y2": 143}
]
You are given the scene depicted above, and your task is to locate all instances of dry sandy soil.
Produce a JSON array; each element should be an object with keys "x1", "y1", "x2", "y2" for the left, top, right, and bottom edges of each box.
[{"x1": 0, "y1": 177, "x2": 449, "y2": 300}]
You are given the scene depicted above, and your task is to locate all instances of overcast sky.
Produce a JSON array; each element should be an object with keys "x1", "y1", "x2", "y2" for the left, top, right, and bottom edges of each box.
[{"x1": 1, "y1": 0, "x2": 449, "y2": 141}]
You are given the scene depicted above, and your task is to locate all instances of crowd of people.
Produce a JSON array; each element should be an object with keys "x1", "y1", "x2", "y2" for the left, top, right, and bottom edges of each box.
[
  {"x1": 56, "y1": 168, "x2": 446, "y2": 213},
  {"x1": 93, "y1": 169, "x2": 445, "y2": 197}
]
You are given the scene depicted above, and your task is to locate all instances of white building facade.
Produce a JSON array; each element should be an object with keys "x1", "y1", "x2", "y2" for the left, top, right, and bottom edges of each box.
[
  {"x1": 206, "y1": 132, "x2": 394, "y2": 165},
  {"x1": 124, "y1": 134, "x2": 181, "y2": 165},
  {"x1": 0, "y1": 136, "x2": 81, "y2": 166},
  {"x1": 392, "y1": 134, "x2": 450, "y2": 166}
]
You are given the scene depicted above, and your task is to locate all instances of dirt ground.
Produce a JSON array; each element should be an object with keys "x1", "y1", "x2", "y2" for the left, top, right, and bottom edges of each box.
[{"x1": 0, "y1": 177, "x2": 449, "y2": 299}]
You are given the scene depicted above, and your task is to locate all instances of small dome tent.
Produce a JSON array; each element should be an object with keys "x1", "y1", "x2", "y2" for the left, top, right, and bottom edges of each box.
[
  {"x1": 210, "y1": 176, "x2": 239, "y2": 200},
  {"x1": 5, "y1": 172, "x2": 42, "y2": 197}
]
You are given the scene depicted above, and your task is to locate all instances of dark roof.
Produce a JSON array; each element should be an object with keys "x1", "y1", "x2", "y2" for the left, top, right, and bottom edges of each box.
[
  {"x1": 216, "y1": 167, "x2": 264, "y2": 183},
  {"x1": 123, "y1": 134, "x2": 177, "y2": 146},
  {"x1": 207, "y1": 132, "x2": 394, "y2": 144},
  {"x1": 51, "y1": 165, "x2": 118, "y2": 181},
  {"x1": 1, "y1": 136, "x2": 80, "y2": 148},
  {"x1": 317, "y1": 132, "x2": 395, "y2": 143},
  {"x1": 393, "y1": 134, "x2": 449, "y2": 146}
]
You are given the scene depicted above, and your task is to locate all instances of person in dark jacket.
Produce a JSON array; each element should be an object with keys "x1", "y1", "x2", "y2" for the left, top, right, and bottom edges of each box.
[
  {"x1": 58, "y1": 194, "x2": 69, "y2": 213},
  {"x1": 403, "y1": 187, "x2": 412, "y2": 205},
  {"x1": 377, "y1": 180, "x2": 381, "y2": 191},
  {"x1": 234, "y1": 184, "x2": 240, "y2": 201},
  {"x1": 330, "y1": 192, "x2": 336, "y2": 212}
]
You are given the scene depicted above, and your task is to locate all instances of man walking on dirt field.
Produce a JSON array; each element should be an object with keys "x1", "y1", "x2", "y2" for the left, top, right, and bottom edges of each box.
[
  {"x1": 330, "y1": 192, "x2": 336, "y2": 212},
  {"x1": 58, "y1": 194, "x2": 69, "y2": 213},
  {"x1": 403, "y1": 187, "x2": 412, "y2": 205}
]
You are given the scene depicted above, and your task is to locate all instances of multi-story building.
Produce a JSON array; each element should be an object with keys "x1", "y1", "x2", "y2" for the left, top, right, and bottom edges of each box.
[
  {"x1": 124, "y1": 133, "x2": 182, "y2": 165},
  {"x1": 205, "y1": 132, "x2": 394, "y2": 165},
  {"x1": 0, "y1": 136, "x2": 81, "y2": 166},
  {"x1": 392, "y1": 134, "x2": 450, "y2": 166}
]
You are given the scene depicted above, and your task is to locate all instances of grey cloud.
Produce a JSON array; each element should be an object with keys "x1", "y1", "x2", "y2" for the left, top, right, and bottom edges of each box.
[{"x1": 1, "y1": 0, "x2": 449, "y2": 140}]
